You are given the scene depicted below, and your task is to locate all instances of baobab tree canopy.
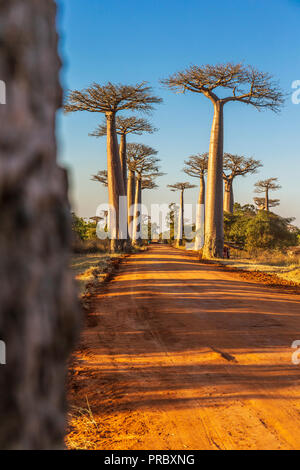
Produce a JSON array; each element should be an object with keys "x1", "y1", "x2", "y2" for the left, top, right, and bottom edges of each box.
[
  {"x1": 127, "y1": 143, "x2": 159, "y2": 174},
  {"x1": 162, "y1": 63, "x2": 285, "y2": 110},
  {"x1": 65, "y1": 82, "x2": 162, "y2": 115},
  {"x1": 90, "y1": 116, "x2": 157, "y2": 137},
  {"x1": 254, "y1": 177, "x2": 281, "y2": 212},
  {"x1": 183, "y1": 153, "x2": 208, "y2": 178},
  {"x1": 141, "y1": 177, "x2": 159, "y2": 190},
  {"x1": 162, "y1": 63, "x2": 284, "y2": 258},
  {"x1": 254, "y1": 197, "x2": 280, "y2": 209},
  {"x1": 91, "y1": 170, "x2": 108, "y2": 186},
  {"x1": 168, "y1": 182, "x2": 196, "y2": 192},
  {"x1": 223, "y1": 154, "x2": 262, "y2": 214},
  {"x1": 223, "y1": 154, "x2": 262, "y2": 178},
  {"x1": 254, "y1": 177, "x2": 282, "y2": 193}
]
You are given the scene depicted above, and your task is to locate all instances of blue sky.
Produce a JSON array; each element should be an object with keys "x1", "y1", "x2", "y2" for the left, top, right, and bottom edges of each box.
[{"x1": 56, "y1": 0, "x2": 300, "y2": 225}]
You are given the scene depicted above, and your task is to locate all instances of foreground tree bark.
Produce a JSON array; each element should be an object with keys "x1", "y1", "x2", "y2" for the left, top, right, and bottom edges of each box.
[
  {"x1": 0, "y1": 0, "x2": 80, "y2": 449},
  {"x1": 162, "y1": 63, "x2": 284, "y2": 258}
]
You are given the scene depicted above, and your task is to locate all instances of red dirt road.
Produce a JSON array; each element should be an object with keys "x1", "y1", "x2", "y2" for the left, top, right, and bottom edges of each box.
[{"x1": 67, "y1": 245, "x2": 300, "y2": 450}]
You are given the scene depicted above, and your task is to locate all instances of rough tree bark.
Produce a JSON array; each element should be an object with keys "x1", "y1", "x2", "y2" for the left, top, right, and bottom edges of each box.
[
  {"x1": 204, "y1": 101, "x2": 224, "y2": 258},
  {"x1": 0, "y1": 0, "x2": 80, "y2": 449}
]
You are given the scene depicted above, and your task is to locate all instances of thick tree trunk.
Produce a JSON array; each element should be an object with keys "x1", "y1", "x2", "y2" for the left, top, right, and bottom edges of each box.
[
  {"x1": 177, "y1": 190, "x2": 184, "y2": 246},
  {"x1": 127, "y1": 169, "x2": 136, "y2": 239},
  {"x1": 119, "y1": 133, "x2": 127, "y2": 195},
  {"x1": 132, "y1": 176, "x2": 142, "y2": 245},
  {"x1": 195, "y1": 174, "x2": 205, "y2": 250},
  {"x1": 0, "y1": 0, "x2": 80, "y2": 449},
  {"x1": 224, "y1": 178, "x2": 234, "y2": 213},
  {"x1": 203, "y1": 101, "x2": 224, "y2": 258},
  {"x1": 106, "y1": 113, "x2": 126, "y2": 252}
]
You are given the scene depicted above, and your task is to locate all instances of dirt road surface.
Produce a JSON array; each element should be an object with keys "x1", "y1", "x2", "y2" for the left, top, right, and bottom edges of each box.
[{"x1": 67, "y1": 245, "x2": 300, "y2": 450}]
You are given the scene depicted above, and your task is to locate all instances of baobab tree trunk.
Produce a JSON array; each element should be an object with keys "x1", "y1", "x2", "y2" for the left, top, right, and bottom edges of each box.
[
  {"x1": 195, "y1": 174, "x2": 205, "y2": 250},
  {"x1": 224, "y1": 179, "x2": 234, "y2": 213},
  {"x1": 203, "y1": 101, "x2": 224, "y2": 258},
  {"x1": 127, "y1": 169, "x2": 136, "y2": 239},
  {"x1": 132, "y1": 176, "x2": 142, "y2": 245},
  {"x1": 119, "y1": 133, "x2": 127, "y2": 195},
  {"x1": 265, "y1": 189, "x2": 269, "y2": 211},
  {"x1": 177, "y1": 190, "x2": 184, "y2": 247},
  {"x1": 106, "y1": 113, "x2": 126, "y2": 252},
  {"x1": 0, "y1": 0, "x2": 80, "y2": 449}
]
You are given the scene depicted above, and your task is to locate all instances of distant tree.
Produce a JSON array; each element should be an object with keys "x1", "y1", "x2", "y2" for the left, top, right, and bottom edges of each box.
[
  {"x1": 90, "y1": 116, "x2": 157, "y2": 193},
  {"x1": 254, "y1": 177, "x2": 281, "y2": 211},
  {"x1": 162, "y1": 63, "x2": 284, "y2": 258},
  {"x1": 168, "y1": 183, "x2": 196, "y2": 246},
  {"x1": 254, "y1": 197, "x2": 280, "y2": 211},
  {"x1": 223, "y1": 154, "x2": 262, "y2": 213},
  {"x1": 183, "y1": 153, "x2": 208, "y2": 249},
  {"x1": 127, "y1": 143, "x2": 163, "y2": 244},
  {"x1": 65, "y1": 83, "x2": 161, "y2": 252},
  {"x1": 165, "y1": 203, "x2": 179, "y2": 242},
  {"x1": 246, "y1": 212, "x2": 297, "y2": 251},
  {"x1": 141, "y1": 176, "x2": 159, "y2": 190},
  {"x1": 91, "y1": 170, "x2": 108, "y2": 186}
]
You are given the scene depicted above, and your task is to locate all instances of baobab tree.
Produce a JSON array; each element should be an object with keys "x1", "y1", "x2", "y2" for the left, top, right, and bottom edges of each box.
[
  {"x1": 0, "y1": 0, "x2": 80, "y2": 449},
  {"x1": 162, "y1": 63, "x2": 284, "y2": 258},
  {"x1": 127, "y1": 143, "x2": 162, "y2": 244},
  {"x1": 254, "y1": 197, "x2": 280, "y2": 211},
  {"x1": 65, "y1": 83, "x2": 161, "y2": 252},
  {"x1": 168, "y1": 183, "x2": 196, "y2": 246},
  {"x1": 223, "y1": 154, "x2": 262, "y2": 213},
  {"x1": 254, "y1": 178, "x2": 281, "y2": 211},
  {"x1": 142, "y1": 177, "x2": 158, "y2": 190},
  {"x1": 91, "y1": 169, "x2": 108, "y2": 186},
  {"x1": 183, "y1": 153, "x2": 208, "y2": 249},
  {"x1": 90, "y1": 116, "x2": 157, "y2": 192}
]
